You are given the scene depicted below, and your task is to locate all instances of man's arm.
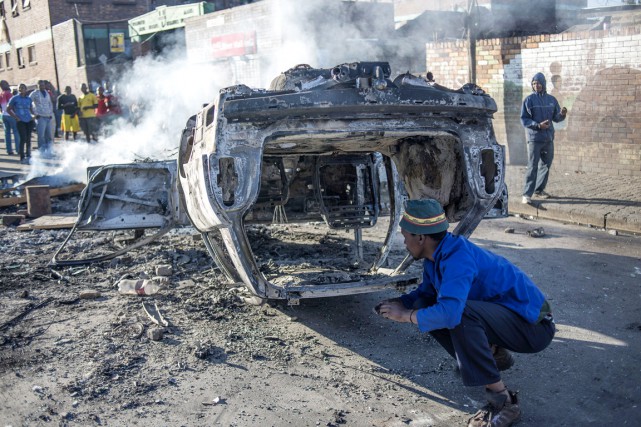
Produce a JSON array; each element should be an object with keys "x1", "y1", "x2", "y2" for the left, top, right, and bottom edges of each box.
[
  {"x1": 398, "y1": 267, "x2": 436, "y2": 308},
  {"x1": 375, "y1": 263, "x2": 437, "y2": 323},
  {"x1": 6, "y1": 102, "x2": 18, "y2": 121},
  {"x1": 520, "y1": 97, "x2": 540, "y2": 130},
  {"x1": 29, "y1": 92, "x2": 41, "y2": 118}
]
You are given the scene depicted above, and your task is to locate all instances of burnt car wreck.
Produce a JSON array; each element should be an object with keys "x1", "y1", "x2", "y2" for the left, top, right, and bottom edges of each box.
[{"x1": 176, "y1": 61, "x2": 507, "y2": 303}]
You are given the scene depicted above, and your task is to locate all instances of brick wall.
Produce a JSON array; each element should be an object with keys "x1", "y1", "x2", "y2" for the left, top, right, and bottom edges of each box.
[
  {"x1": 0, "y1": 0, "x2": 149, "y2": 89},
  {"x1": 52, "y1": 20, "x2": 88, "y2": 95},
  {"x1": 48, "y1": 0, "x2": 150, "y2": 26},
  {"x1": 426, "y1": 28, "x2": 641, "y2": 177},
  {"x1": 0, "y1": 0, "x2": 57, "y2": 87}
]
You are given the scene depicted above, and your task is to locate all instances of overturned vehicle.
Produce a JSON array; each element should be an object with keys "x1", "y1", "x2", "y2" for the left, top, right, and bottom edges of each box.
[{"x1": 176, "y1": 62, "x2": 507, "y2": 303}]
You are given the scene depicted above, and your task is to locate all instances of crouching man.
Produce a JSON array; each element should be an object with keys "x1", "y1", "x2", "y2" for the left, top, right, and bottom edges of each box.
[{"x1": 376, "y1": 199, "x2": 555, "y2": 427}]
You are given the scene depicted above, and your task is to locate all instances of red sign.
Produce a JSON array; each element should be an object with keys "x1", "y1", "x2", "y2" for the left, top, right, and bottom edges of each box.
[{"x1": 211, "y1": 32, "x2": 257, "y2": 58}]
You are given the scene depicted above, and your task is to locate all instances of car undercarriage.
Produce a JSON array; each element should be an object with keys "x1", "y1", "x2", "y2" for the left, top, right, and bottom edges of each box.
[{"x1": 176, "y1": 62, "x2": 507, "y2": 303}]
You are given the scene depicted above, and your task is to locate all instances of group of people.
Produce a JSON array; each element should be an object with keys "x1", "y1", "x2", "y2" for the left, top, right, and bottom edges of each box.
[{"x1": 1, "y1": 80, "x2": 121, "y2": 164}]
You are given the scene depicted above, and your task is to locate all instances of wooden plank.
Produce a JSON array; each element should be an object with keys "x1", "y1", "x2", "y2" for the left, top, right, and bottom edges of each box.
[
  {"x1": 17, "y1": 214, "x2": 78, "y2": 231},
  {"x1": 0, "y1": 183, "x2": 85, "y2": 208}
]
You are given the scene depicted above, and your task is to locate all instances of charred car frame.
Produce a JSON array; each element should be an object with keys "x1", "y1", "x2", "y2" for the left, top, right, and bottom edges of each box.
[{"x1": 176, "y1": 62, "x2": 507, "y2": 303}]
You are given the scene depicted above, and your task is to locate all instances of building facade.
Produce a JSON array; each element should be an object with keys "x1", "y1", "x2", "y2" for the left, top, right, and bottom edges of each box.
[
  {"x1": 0, "y1": 0, "x2": 153, "y2": 91},
  {"x1": 184, "y1": 0, "x2": 395, "y2": 88}
]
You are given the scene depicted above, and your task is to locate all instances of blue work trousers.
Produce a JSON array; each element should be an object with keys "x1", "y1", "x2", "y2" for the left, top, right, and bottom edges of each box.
[
  {"x1": 522, "y1": 140, "x2": 554, "y2": 197},
  {"x1": 412, "y1": 298, "x2": 555, "y2": 387}
]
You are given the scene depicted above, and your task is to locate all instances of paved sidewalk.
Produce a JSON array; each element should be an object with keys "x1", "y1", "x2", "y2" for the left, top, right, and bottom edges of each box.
[{"x1": 506, "y1": 165, "x2": 641, "y2": 234}]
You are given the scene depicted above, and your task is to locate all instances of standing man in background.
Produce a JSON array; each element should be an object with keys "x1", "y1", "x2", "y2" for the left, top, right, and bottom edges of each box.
[
  {"x1": 95, "y1": 86, "x2": 121, "y2": 136},
  {"x1": 57, "y1": 86, "x2": 80, "y2": 141},
  {"x1": 78, "y1": 83, "x2": 98, "y2": 143},
  {"x1": 7, "y1": 83, "x2": 36, "y2": 165},
  {"x1": 520, "y1": 72, "x2": 567, "y2": 204},
  {"x1": 30, "y1": 80, "x2": 55, "y2": 157}
]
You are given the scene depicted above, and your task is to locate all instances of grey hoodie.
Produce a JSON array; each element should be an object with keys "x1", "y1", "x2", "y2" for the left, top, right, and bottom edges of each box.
[{"x1": 520, "y1": 72, "x2": 565, "y2": 142}]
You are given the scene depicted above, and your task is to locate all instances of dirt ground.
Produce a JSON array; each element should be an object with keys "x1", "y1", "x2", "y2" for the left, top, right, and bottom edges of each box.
[{"x1": 1, "y1": 194, "x2": 640, "y2": 426}]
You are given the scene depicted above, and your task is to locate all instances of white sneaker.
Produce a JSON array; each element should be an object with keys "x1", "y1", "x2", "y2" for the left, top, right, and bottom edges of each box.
[{"x1": 521, "y1": 196, "x2": 531, "y2": 204}]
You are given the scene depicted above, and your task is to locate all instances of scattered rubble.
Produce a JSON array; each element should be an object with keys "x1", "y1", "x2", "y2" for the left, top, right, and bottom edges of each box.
[
  {"x1": 155, "y1": 264, "x2": 173, "y2": 277},
  {"x1": 147, "y1": 327, "x2": 164, "y2": 341},
  {"x1": 526, "y1": 227, "x2": 546, "y2": 238},
  {"x1": 79, "y1": 290, "x2": 101, "y2": 299}
]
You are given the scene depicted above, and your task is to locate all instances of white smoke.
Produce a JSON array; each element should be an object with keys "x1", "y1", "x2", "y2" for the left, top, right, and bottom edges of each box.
[
  {"x1": 27, "y1": 48, "x2": 227, "y2": 183},
  {"x1": 26, "y1": 0, "x2": 396, "y2": 183},
  {"x1": 264, "y1": 0, "x2": 393, "y2": 83}
]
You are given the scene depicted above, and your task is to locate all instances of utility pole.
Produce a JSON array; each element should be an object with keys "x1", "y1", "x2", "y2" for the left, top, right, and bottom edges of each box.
[{"x1": 466, "y1": 0, "x2": 478, "y2": 84}]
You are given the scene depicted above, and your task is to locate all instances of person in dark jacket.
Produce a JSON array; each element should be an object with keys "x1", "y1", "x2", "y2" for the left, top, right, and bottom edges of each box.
[
  {"x1": 375, "y1": 199, "x2": 555, "y2": 427},
  {"x1": 520, "y1": 72, "x2": 567, "y2": 204}
]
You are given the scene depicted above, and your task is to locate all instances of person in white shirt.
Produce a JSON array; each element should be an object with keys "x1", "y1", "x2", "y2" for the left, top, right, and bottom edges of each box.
[{"x1": 30, "y1": 80, "x2": 55, "y2": 157}]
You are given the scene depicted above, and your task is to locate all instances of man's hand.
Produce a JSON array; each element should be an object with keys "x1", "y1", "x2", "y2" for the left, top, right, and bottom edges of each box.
[
  {"x1": 539, "y1": 120, "x2": 550, "y2": 130},
  {"x1": 561, "y1": 107, "x2": 568, "y2": 117},
  {"x1": 375, "y1": 299, "x2": 414, "y2": 323}
]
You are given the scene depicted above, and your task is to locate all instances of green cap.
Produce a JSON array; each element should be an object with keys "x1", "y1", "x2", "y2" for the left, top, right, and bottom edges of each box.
[{"x1": 399, "y1": 199, "x2": 449, "y2": 235}]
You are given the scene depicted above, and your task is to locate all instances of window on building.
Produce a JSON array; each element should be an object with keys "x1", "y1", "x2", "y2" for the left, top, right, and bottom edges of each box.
[
  {"x1": 5, "y1": 51, "x2": 10, "y2": 69},
  {"x1": 16, "y1": 47, "x2": 24, "y2": 68},
  {"x1": 0, "y1": 2, "x2": 6, "y2": 18},
  {"x1": 0, "y1": 54, "x2": 4, "y2": 70},
  {"x1": 27, "y1": 45, "x2": 35, "y2": 64},
  {"x1": 10, "y1": 0, "x2": 18, "y2": 17},
  {"x1": 82, "y1": 23, "x2": 131, "y2": 66},
  {"x1": 22, "y1": 0, "x2": 30, "y2": 11}
]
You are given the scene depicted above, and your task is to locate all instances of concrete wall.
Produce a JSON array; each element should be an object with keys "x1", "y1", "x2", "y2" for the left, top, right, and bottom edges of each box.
[
  {"x1": 186, "y1": 0, "x2": 273, "y2": 88},
  {"x1": 426, "y1": 28, "x2": 641, "y2": 177}
]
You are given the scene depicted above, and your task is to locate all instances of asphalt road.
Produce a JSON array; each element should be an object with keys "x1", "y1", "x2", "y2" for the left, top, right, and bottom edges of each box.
[{"x1": 1, "y1": 215, "x2": 640, "y2": 426}]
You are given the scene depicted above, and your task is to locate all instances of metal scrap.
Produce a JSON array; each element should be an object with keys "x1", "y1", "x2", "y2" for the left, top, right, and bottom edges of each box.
[{"x1": 142, "y1": 301, "x2": 169, "y2": 327}]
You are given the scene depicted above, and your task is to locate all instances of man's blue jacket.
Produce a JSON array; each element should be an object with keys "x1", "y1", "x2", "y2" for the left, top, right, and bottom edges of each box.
[
  {"x1": 399, "y1": 233, "x2": 548, "y2": 332},
  {"x1": 520, "y1": 72, "x2": 565, "y2": 143}
]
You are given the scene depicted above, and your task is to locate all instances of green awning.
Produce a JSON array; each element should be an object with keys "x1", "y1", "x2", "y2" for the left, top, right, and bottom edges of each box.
[{"x1": 128, "y1": 2, "x2": 214, "y2": 42}]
